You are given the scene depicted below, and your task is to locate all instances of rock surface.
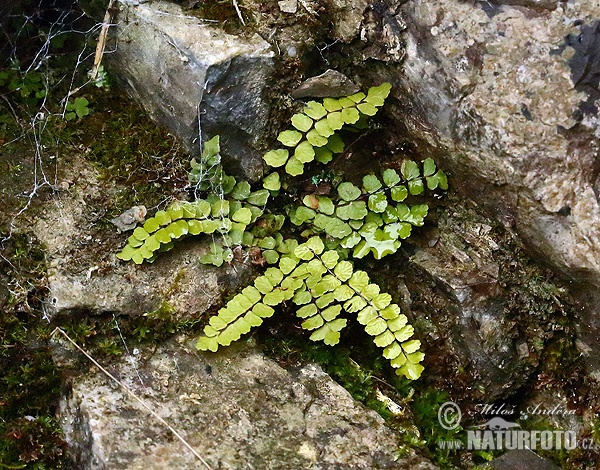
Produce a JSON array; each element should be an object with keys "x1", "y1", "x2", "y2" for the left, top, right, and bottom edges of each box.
[
  {"x1": 102, "y1": 0, "x2": 274, "y2": 181},
  {"x1": 56, "y1": 337, "x2": 436, "y2": 469},
  {"x1": 350, "y1": 0, "x2": 600, "y2": 376}
]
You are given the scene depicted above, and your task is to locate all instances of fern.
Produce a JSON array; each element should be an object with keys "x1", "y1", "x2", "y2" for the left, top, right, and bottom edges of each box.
[
  {"x1": 289, "y1": 159, "x2": 447, "y2": 260},
  {"x1": 115, "y1": 83, "x2": 448, "y2": 380},
  {"x1": 263, "y1": 83, "x2": 392, "y2": 176},
  {"x1": 196, "y1": 237, "x2": 425, "y2": 379}
]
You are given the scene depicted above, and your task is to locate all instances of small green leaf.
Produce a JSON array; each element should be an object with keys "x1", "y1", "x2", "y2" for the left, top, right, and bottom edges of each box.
[
  {"x1": 374, "y1": 330, "x2": 395, "y2": 347},
  {"x1": 326, "y1": 111, "x2": 344, "y2": 130},
  {"x1": 304, "y1": 101, "x2": 327, "y2": 120},
  {"x1": 306, "y1": 129, "x2": 329, "y2": 147},
  {"x1": 211, "y1": 200, "x2": 229, "y2": 217},
  {"x1": 372, "y1": 293, "x2": 392, "y2": 309},
  {"x1": 294, "y1": 141, "x2": 315, "y2": 163},
  {"x1": 391, "y1": 186, "x2": 408, "y2": 202},
  {"x1": 349, "y1": 270, "x2": 369, "y2": 290},
  {"x1": 279, "y1": 256, "x2": 298, "y2": 275},
  {"x1": 333, "y1": 260, "x2": 353, "y2": 281},
  {"x1": 305, "y1": 236, "x2": 325, "y2": 255},
  {"x1": 341, "y1": 232, "x2": 361, "y2": 248},
  {"x1": 408, "y1": 179, "x2": 424, "y2": 195},
  {"x1": 406, "y1": 351, "x2": 425, "y2": 364},
  {"x1": 247, "y1": 189, "x2": 270, "y2": 206},
  {"x1": 343, "y1": 295, "x2": 367, "y2": 313},
  {"x1": 326, "y1": 133, "x2": 345, "y2": 153},
  {"x1": 340, "y1": 107, "x2": 360, "y2": 124},
  {"x1": 195, "y1": 200, "x2": 212, "y2": 218},
  {"x1": 315, "y1": 292, "x2": 336, "y2": 309},
  {"x1": 116, "y1": 244, "x2": 137, "y2": 261},
  {"x1": 313, "y1": 214, "x2": 352, "y2": 239},
  {"x1": 402, "y1": 339, "x2": 421, "y2": 354},
  {"x1": 401, "y1": 160, "x2": 420, "y2": 180},
  {"x1": 362, "y1": 174, "x2": 383, "y2": 193},
  {"x1": 423, "y1": 158, "x2": 436, "y2": 177},
  {"x1": 321, "y1": 250, "x2": 339, "y2": 269},
  {"x1": 133, "y1": 226, "x2": 149, "y2": 241},
  {"x1": 168, "y1": 202, "x2": 184, "y2": 220},
  {"x1": 357, "y1": 306, "x2": 378, "y2": 325},
  {"x1": 232, "y1": 207, "x2": 252, "y2": 225},
  {"x1": 398, "y1": 362, "x2": 424, "y2": 380},
  {"x1": 335, "y1": 201, "x2": 368, "y2": 220},
  {"x1": 202, "y1": 135, "x2": 220, "y2": 158},
  {"x1": 254, "y1": 276, "x2": 274, "y2": 294},
  {"x1": 368, "y1": 193, "x2": 388, "y2": 213},
  {"x1": 382, "y1": 168, "x2": 401, "y2": 187},
  {"x1": 333, "y1": 285, "x2": 354, "y2": 301},
  {"x1": 365, "y1": 82, "x2": 391, "y2": 106},
  {"x1": 231, "y1": 181, "x2": 251, "y2": 200},
  {"x1": 297, "y1": 303, "x2": 318, "y2": 318},
  {"x1": 293, "y1": 290, "x2": 312, "y2": 305},
  {"x1": 143, "y1": 218, "x2": 160, "y2": 233},
  {"x1": 314, "y1": 146, "x2": 333, "y2": 164},
  {"x1": 394, "y1": 325, "x2": 415, "y2": 342},
  {"x1": 258, "y1": 236, "x2": 276, "y2": 249},
  {"x1": 383, "y1": 342, "x2": 402, "y2": 360},
  {"x1": 263, "y1": 172, "x2": 281, "y2": 191},
  {"x1": 196, "y1": 335, "x2": 219, "y2": 352},
  {"x1": 278, "y1": 129, "x2": 303, "y2": 147},
  {"x1": 337, "y1": 182, "x2": 362, "y2": 202},
  {"x1": 290, "y1": 206, "x2": 316, "y2": 226},
  {"x1": 381, "y1": 305, "x2": 402, "y2": 320},
  {"x1": 357, "y1": 102, "x2": 378, "y2": 116},
  {"x1": 253, "y1": 303, "x2": 275, "y2": 318},
  {"x1": 285, "y1": 156, "x2": 304, "y2": 176},
  {"x1": 365, "y1": 317, "x2": 387, "y2": 336},
  {"x1": 314, "y1": 119, "x2": 334, "y2": 138},
  {"x1": 154, "y1": 210, "x2": 171, "y2": 226},
  {"x1": 144, "y1": 235, "x2": 160, "y2": 252},
  {"x1": 302, "y1": 314, "x2": 324, "y2": 330},
  {"x1": 244, "y1": 311, "x2": 264, "y2": 327},
  {"x1": 263, "y1": 250, "x2": 280, "y2": 264},
  {"x1": 264, "y1": 149, "x2": 289, "y2": 168},
  {"x1": 263, "y1": 289, "x2": 285, "y2": 306},
  {"x1": 347, "y1": 91, "x2": 366, "y2": 103},
  {"x1": 316, "y1": 196, "x2": 335, "y2": 215},
  {"x1": 321, "y1": 304, "x2": 342, "y2": 321},
  {"x1": 291, "y1": 113, "x2": 313, "y2": 132},
  {"x1": 323, "y1": 97, "x2": 342, "y2": 111}
]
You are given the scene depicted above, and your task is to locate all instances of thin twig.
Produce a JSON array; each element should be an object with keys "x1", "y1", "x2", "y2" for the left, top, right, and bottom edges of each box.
[
  {"x1": 232, "y1": 0, "x2": 246, "y2": 26},
  {"x1": 90, "y1": 0, "x2": 117, "y2": 81},
  {"x1": 51, "y1": 327, "x2": 213, "y2": 470}
]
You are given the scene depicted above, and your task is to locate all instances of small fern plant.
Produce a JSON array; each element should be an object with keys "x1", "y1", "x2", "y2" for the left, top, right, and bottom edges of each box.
[{"x1": 116, "y1": 83, "x2": 447, "y2": 380}]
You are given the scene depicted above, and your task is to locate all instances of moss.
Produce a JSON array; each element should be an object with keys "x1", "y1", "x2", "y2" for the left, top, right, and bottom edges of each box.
[
  {"x1": 74, "y1": 88, "x2": 191, "y2": 215},
  {"x1": 0, "y1": 233, "x2": 71, "y2": 469}
]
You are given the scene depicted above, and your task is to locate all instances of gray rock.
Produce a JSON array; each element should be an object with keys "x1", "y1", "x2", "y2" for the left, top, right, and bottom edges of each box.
[
  {"x1": 278, "y1": 0, "x2": 298, "y2": 14},
  {"x1": 56, "y1": 337, "x2": 437, "y2": 469},
  {"x1": 110, "y1": 205, "x2": 147, "y2": 232},
  {"x1": 400, "y1": 206, "x2": 538, "y2": 400},
  {"x1": 487, "y1": 449, "x2": 560, "y2": 469},
  {"x1": 100, "y1": 0, "x2": 274, "y2": 181},
  {"x1": 365, "y1": 0, "x2": 600, "y2": 375},
  {"x1": 291, "y1": 69, "x2": 360, "y2": 99}
]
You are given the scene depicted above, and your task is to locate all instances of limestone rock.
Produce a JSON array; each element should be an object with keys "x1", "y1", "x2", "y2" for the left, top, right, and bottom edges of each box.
[
  {"x1": 361, "y1": 0, "x2": 600, "y2": 374},
  {"x1": 56, "y1": 337, "x2": 437, "y2": 469},
  {"x1": 487, "y1": 449, "x2": 561, "y2": 469},
  {"x1": 291, "y1": 69, "x2": 359, "y2": 99},
  {"x1": 101, "y1": 0, "x2": 275, "y2": 181},
  {"x1": 399, "y1": 205, "x2": 540, "y2": 400}
]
